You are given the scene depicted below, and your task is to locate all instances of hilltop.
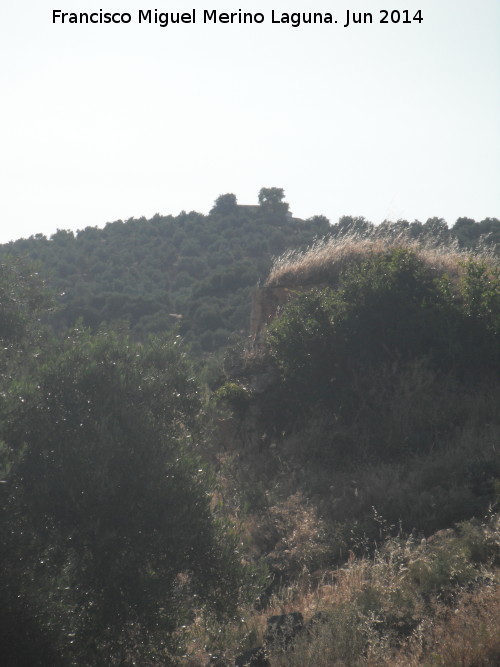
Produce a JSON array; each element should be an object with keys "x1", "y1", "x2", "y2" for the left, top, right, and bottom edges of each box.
[
  {"x1": 0, "y1": 190, "x2": 498, "y2": 353},
  {"x1": 0, "y1": 189, "x2": 329, "y2": 352}
]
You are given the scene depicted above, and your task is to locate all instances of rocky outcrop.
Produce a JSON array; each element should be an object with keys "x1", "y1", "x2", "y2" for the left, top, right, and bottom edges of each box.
[{"x1": 250, "y1": 286, "x2": 292, "y2": 338}]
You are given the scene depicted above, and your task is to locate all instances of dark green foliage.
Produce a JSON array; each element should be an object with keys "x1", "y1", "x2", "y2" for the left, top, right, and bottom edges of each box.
[
  {"x1": 215, "y1": 381, "x2": 251, "y2": 419},
  {"x1": 2, "y1": 330, "x2": 247, "y2": 663},
  {"x1": 0, "y1": 586, "x2": 63, "y2": 667},
  {"x1": 452, "y1": 216, "x2": 500, "y2": 248},
  {"x1": 0, "y1": 200, "x2": 498, "y2": 355},
  {"x1": 0, "y1": 263, "x2": 251, "y2": 665},
  {"x1": 219, "y1": 245, "x2": 500, "y2": 557},
  {"x1": 459, "y1": 258, "x2": 500, "y2": 327},
  {"x1": 335, "y1": 215, "x2": 373, "y2": 236},
  {"x1": 2, "y1": 207, "x2": 500, "y2": 662},
  {"x1": 211, "y1": 193, "x2": 238, "y2": 215},
  {"x1": 258, "y1": 187, "x2": 285, "y2": 206},
  {"x1": 0, "y1": 259, "x2": 50, "y2": 351},
  {"x1": 0, "y1": 192, "x2": 329, "y2": 353},
  {"x1": 266, "y1": 249, "x2": 500, "y2": 430}
]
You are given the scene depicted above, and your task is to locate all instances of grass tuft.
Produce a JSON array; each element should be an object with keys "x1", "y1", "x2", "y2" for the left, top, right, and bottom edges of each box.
[{"x1": 266, "y1": 229, "x2": 498, "y2": 288}]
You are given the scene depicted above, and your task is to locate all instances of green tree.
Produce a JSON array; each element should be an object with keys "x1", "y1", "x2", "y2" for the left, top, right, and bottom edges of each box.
[
  {"x1": 258, "y1": 187, "x2": 290, "y2": 216},
  {"x1": 210, "y1": 193, "x2": 238, "y2": 215},
  {"x1": 0, "y1": 260, "x2": 60, "y2": 667},
  {"x1": 0, "y1": 265, "x2": 247, "y2": 664},
  {"x1": 423, "y1": 217, "x2": 449, "y2": 241},
  {"x1": 335, "y1": 215, "x2": 372, "y2": 236},
  {"x1": 0, "y1": 259, "x2": 49, "y2": 357}
]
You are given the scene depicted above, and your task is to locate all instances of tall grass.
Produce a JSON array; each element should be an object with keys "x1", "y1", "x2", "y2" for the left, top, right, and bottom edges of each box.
[
  {"x1": 266, "y1": 229, "x2": 498, "y2": 287},
  {"x1": 182, "y1": 513, "x2": 500, "y2": 666}
]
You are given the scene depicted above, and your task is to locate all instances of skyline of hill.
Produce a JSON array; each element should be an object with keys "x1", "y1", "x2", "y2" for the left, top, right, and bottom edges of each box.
[{"x1": 1, "y1": 190, "x2": 498, "y2": 353}]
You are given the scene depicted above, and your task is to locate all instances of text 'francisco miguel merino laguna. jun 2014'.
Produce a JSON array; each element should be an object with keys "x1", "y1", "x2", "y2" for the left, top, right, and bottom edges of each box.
[{"x1": 52, "y1": 8, "x2": 424, "y2": 29}]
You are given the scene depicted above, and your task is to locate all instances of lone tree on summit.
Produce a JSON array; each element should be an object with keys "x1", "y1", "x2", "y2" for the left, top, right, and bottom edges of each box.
[
  {"x1": 258, "y1": 187, "x2": 286, "y2": 207},
  {"x1": 258, "y1": 187, "x2": 290, "y2": 217},
  {"x1": 211, "y1": 193, "x2": 238, "y2": 215}
]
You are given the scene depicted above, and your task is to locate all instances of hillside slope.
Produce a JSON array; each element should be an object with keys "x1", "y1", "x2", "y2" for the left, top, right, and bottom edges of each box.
[
  {"x1": 0, "y1": 191, "x2": 329, "y2": 352},
  {"x1": 0, "y1": 193, "x2": 498, "y2": 353},
  {"x1": 217, "y1": 232, "x2": 500, "y2": 554},
  {"x1": 180, "y1": 233, "x2": 500, "y2": 665}
]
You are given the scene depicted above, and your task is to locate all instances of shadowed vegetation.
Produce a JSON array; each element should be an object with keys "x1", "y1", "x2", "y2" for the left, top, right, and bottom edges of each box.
[{"x1": 1, "y1": 204, "x2": 500, "y2": 665}]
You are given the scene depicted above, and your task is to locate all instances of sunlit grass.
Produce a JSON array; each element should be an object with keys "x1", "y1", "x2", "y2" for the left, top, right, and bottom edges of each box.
[{"x1": 266, "y1": 229, "x2": 498, "y2": 288}]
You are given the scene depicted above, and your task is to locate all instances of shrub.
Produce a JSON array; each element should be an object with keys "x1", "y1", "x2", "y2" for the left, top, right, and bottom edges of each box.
[
  {"x1": 265, "y1": 246, "x2": 500, "y2": 438},
  {"x1": 1, "y1": 329, "x2": 248, "y2": 664}
]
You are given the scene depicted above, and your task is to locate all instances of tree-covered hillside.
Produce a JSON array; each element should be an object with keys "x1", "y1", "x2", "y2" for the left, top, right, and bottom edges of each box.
[
  {"x1": 0, "y1": 189, "x2": 330, "y2": 352},
  {"x1": 1, "y1": 196, "x2": 500, "y2": 665},
  {"x1": 0, "y1": 188, "x2": 498, "y2": 353}
]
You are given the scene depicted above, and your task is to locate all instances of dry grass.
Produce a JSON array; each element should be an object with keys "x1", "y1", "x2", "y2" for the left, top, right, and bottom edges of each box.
[
  {"x1": 247, "y1": 492, "x2": 330, "y2": 579},
  {"x1": 392, "y1": 585, "x2": 500, "y2": 667},
  {"x1": 266, "y1": 230, "x2": 498, "y2": 288},
  {"x1": 182, "y1": 513, "x2": 500, "y2": 666},
  {"x1": 277, "y1": 583, "x2": 500, "y2": 667},
  {"x1": 267, "y1": 515, "x2": 500, "y2": 666}
]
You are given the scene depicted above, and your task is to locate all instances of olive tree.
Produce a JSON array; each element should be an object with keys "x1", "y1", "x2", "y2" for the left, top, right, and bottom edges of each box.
[{"x1": 0, "y1": 262, "x2": 247, "y2": 664}]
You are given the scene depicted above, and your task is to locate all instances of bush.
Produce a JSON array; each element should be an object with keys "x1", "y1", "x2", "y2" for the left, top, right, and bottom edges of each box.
[
  {"x1": 1, "y1": 329, "x2": 248, "y2": 664},
  {"x1": 265, "y1": 248, "x2": 500, "y2": 437}
]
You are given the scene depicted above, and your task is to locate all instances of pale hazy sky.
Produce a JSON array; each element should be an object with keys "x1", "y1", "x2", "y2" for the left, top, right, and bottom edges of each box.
[{"x1": 1, "y1": 1, "x2": 499, "y2": 244}]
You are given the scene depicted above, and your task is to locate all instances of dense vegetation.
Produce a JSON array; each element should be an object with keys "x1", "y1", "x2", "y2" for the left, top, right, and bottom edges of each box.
[
  {"x1": 217, "y1": 236, "x2": 499, "y2": 536},
  {"x1": 210, "y1": 234, "x2": 500, "y2": 664},
  {"x1": 1, "y1": 196, "x2": 499, "y2": 665},
  {"x1": 0, "y1": 260, "x2": 256, "y2": 665},
  {"x1": 0, "y1": 190, "x2": 330, "y2": 352},
  {"x1": 0, "y1": 189, "x2": 498, "y2": 353}
]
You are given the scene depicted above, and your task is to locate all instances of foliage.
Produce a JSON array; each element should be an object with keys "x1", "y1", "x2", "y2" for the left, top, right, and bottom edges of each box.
[
  {"x1": 258, "y1": 187, "x2": 290, "y2": 217},
  {"x1": 0, "y1": 259, "x2": 51, "y2": 381},
  {"x1": 182, "y1": 514, "x2": 500, "y2": 666},
  {"x1": 266, "y1": 223, "x2": 499, "y2": 288},
  {"x1": 1, "y1": 207, "x2": 498, "y2": 356},
  {"x1": 216, "y1": 241, "x2": 500, "y2": 570},
  {"x1": 265, "y1": 248, "x2": 500, "y2": 432},
  {"x1": 214, "y1": 381, "x2": 252, "y2": 418},
  {"x1": 210, "y1": 193, "x2": 238, "y2": 215},
  {"x1": 1, "y1": 200, "x2": 500, "y2": 664},
  {"x1": 0, "y1": 264, "x2": 251, "y2": 665},
  {"x1": 0, "y1": 190, "x2": 329, "y2": 353}
]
